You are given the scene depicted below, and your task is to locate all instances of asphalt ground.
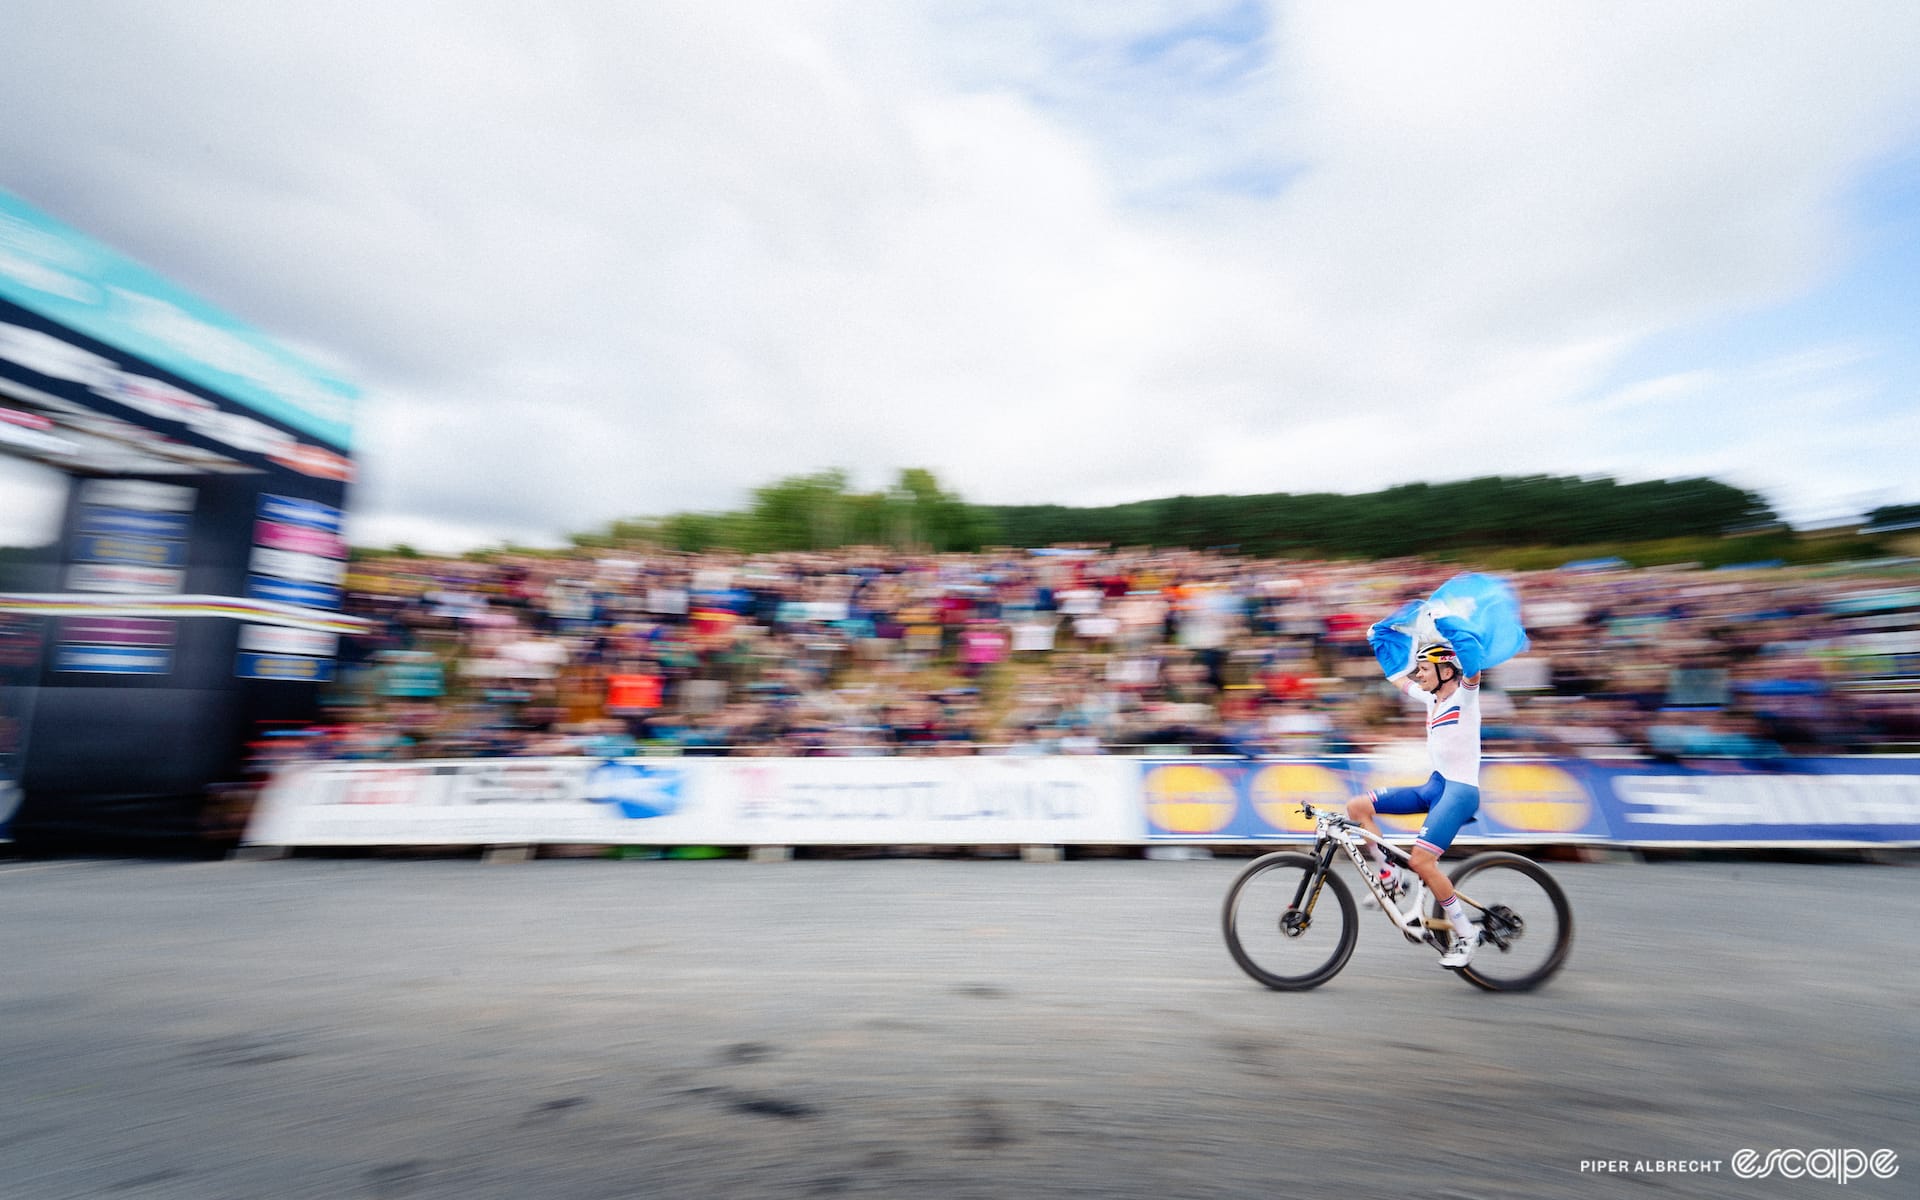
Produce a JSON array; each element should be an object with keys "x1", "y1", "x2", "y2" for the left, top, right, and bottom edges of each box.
[{"x1": 0, "y1": 854, "x2": 1913, "y2": 1200}]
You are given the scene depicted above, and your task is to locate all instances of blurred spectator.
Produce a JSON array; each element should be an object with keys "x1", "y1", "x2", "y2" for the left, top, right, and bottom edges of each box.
[{"x1": 251, "y1": 545, "x2": 1920, "y2": 763}]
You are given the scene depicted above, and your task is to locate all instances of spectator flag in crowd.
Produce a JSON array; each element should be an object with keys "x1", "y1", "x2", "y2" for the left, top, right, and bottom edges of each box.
[{"x1": 1368, "y1": 572, "x2": 1529, "y2": 679}]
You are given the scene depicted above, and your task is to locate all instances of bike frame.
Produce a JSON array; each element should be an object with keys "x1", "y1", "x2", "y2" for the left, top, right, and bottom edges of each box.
[{"x1": 1299, "y1": 803, "x2": 1461, "y2": 944}]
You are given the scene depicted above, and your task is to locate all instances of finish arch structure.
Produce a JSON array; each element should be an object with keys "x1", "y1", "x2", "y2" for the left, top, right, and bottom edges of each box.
[{"x1": 0, "y1": 190, "x2": 360, "y2": 848}]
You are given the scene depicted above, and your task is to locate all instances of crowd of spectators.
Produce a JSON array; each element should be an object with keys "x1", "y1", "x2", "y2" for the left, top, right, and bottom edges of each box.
[{"x1": 252, "y1": 545, "x2": 1920, "y2": 770}]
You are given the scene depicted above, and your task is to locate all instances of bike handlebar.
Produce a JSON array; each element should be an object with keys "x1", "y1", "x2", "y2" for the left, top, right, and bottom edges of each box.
[{"x1": 1298, "y1": 802, "x2": 1372, "y2": 841}]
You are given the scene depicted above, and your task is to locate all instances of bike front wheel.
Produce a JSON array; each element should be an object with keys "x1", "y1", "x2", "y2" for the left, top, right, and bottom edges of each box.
[
  {"x1": 1222, "y1": 851, "x2": 1357, "y2": 991},
  {"x1": 1432, "y1": 851, "x2": 1573, "y2": 992}
]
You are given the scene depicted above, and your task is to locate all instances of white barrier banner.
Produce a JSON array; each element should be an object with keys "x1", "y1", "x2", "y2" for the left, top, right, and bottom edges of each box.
[
  {"x1": 245, "y1": 755, "x2": 1143, "y2": 847},
  {"x1": 698, "y1": 756, "x2": 1139, "y2": 844}
]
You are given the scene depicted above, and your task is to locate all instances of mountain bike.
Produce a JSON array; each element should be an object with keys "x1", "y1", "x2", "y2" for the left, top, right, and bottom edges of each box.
[{"x1": 1221, "y1": 802, "x2": 1572, "y2": 992}]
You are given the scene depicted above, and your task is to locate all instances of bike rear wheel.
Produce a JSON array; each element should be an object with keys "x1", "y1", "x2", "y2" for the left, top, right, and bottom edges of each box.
[
  {"x1": 1222, "y1": 851, "x2": 1357, "y2": 991},
  {"x1": 1431, "y1": 852, "x2": 1573, "y2": 992}
]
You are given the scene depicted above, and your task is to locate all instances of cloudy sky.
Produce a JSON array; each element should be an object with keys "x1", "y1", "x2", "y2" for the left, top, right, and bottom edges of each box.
[{"x1": 3, "y1": 0, "x2": 1918, "y2": 552}]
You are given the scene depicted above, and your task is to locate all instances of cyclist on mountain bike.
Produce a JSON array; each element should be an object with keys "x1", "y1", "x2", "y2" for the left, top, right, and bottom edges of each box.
[{"x1": 1346, "y1": 641, "x2": 1485, "y2": 968}]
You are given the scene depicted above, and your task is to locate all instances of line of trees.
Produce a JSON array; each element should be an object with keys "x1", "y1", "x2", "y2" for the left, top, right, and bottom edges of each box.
[
  {"x1": 572, "y1": 468, "x2": 993, "y2": 555},
  {"x1": 566, "y1": 470, "x2": 1781, "y2": 559},
  {"x1": 985, "y1": 475, "x2": 1777, "y2": 558}
]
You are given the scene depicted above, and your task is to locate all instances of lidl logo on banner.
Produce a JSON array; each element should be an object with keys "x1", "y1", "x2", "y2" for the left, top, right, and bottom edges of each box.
[
  {"x1": 1480, "y1": 762, "x2": 1595, "y2": 834},
  {"x1": 1143, "y1": 763, "x2": 1237, "y2": 835},
  {"x1": 586, "y1": 761, "x2": 684, "y2": 819},
  {"x1": 1249, "y1": 762, "x2": 1350, "y2": 834}
]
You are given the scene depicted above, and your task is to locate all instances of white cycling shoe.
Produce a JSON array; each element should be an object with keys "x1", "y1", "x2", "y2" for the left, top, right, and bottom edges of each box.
[{"x1": 1438, "y1": 928, "x2": 1480, "y2": 969}]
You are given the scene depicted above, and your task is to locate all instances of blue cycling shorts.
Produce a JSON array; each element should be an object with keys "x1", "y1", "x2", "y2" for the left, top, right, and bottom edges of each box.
[{"x1": 1370, "y1": 771, "x2": 1480, "y2": 856}]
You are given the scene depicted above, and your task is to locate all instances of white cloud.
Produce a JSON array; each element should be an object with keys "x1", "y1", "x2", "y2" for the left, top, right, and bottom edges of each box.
[
  {"x1": 2, "y1": 0, "x2": 1918, "y2": 551},
  {"x1": 1576, "y1": 342, "x2": 1918, "y2": 526}
]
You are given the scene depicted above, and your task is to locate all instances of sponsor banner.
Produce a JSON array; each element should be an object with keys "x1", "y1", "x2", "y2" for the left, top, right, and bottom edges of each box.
[
  {"x1": 693, "y1": 756, "x2": 1140, "y2": 845},
  {"x1": 235, "y1": 652, "x2": 335, "y2": 682},
  {"x1": 258, "y1": 493, "x2": 344, "y2": 534},
  {"x1": 0, "y1": 419, "x2": 79, "y2": 456},
  {"x1": 0, "y1": 188, "x2": 357, "y2": 450},
  {"x1": 78, "y1": 478, "x2": 196, "y2": 513},
  {"x1": 0, "y1": 404, "x2": 52, "y2": 430},
  {"x1": 266, "y1": 441, "x2": 352, "y2": 482},
  {"x1": 246, "y1": 757, "x2": 1143, "y2": 847},
  {"x1": 55, "y1": 644, "x2": 172, "y2": 674},
  {"x1": 244, "y1": 755, "x2": 1920, "y2": 849},
  {"x1": 1389, "y1": 757, "x2": 1611, "y2": 843},
  {"x1": 238, "y1": 624, "x2": 338, "y2": 657},
  {"x1": 0, "y1": 617, "x2": 43, "y2": 668},
  {"x1": 0, "y1": 313, "x2": 354, "y2": 479},
  {"x1": 1586, "y1": 758, "x2": 1920, "y2": 845},
  {"x1": 250, "y1": 545, "x2": 348, "y2": 586},
  {"x1": 254, "y1": 519, "x2": 347, "y2": 559},
  {"x1": 249, "y1": 760, "x2": 611, "y2": 846},
  {"x1": 1137, "y1": 756, "x2": 1919, "y2": 847},
  {"x1": 67, "y1": 563, "x2": 185, "y2": 594},
  {"x1": 1139, "y1": 757, "x2": 1614, "y2": 843},
  {"x1": 247, "y1": 575, "x2": 342, "y2": 610},
  {"x1": 58, "y1": 616, "x2": 175, "y2": 647},
  {"x1": 74, "y1": 533, "x2": 187, "y2": 569},
  {"x1": 77, "y1": 507, "x2": 193, "y2": 539}
]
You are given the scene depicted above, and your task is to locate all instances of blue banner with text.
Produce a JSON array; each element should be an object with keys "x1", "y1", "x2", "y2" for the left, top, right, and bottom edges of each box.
[{"x1": 1138, "y1": 757, "x2": 1920, "y2": 846}]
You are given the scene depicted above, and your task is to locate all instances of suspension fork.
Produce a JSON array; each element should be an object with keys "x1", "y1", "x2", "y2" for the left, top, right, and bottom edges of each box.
[{"x1": 1285, "y1": 837, "x2": 1344, "y2": 915}]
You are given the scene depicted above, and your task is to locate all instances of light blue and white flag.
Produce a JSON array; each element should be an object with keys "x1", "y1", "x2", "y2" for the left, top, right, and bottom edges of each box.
[
  {"x1": 1367, "y1": 598, "x2": 1428, "y2": 679},
  {"x1": 1367, "y1": 573, "x2": 1528, "y2": 679}
]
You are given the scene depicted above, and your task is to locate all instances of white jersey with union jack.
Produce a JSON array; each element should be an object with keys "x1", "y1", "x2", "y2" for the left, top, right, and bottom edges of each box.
[{"x1": 1398, "y1": 677, "x2": 1482, "y2": 786}]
